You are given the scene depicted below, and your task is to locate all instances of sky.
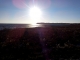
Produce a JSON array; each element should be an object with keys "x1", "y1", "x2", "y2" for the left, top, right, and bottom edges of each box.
[{"x1": 0, "y1": 0, "x2": 80, "y2": 24}]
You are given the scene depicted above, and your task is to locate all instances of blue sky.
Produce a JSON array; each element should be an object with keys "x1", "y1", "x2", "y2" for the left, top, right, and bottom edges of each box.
[{"x1": 0, "y1": 0, "x2": 80, "y2": 23}]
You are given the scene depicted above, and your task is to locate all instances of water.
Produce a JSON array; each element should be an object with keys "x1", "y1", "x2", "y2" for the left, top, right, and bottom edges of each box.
[
  {"x1": 0, "y1": 24, "x2": 43, "y2": 30},
  {"x1": 0, "y1": 23, "x2": 71, "y2": 30}
]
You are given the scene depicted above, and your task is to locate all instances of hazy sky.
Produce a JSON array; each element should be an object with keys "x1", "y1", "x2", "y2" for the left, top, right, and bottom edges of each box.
[{"x1": 0, "y1": 0, "x2": 80, "y2": 23}]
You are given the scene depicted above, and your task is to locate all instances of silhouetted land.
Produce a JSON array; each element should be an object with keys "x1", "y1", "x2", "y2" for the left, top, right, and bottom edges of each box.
[{"x1": 0, "y1": 23, "x2": 80, "y2": 60}]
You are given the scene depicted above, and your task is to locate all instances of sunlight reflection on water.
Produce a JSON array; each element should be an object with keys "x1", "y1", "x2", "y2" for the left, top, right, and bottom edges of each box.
[{"x1": 28, "y1": 24, "x2": 44, "y2": 28}]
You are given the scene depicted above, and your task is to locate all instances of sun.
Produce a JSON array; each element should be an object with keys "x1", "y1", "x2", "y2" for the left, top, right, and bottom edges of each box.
[{"x1": 29, "y1": 6, "x2": 42, "y2": 25}]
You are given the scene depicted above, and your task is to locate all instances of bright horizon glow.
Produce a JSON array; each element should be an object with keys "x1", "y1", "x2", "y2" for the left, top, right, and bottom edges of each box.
[{"x1": 29, "y1": 6, "x2": 42, "y2": 25}]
